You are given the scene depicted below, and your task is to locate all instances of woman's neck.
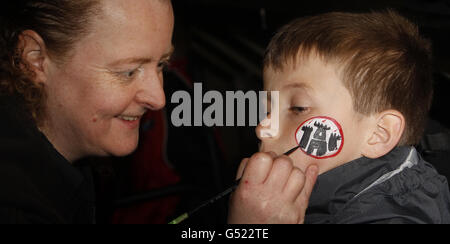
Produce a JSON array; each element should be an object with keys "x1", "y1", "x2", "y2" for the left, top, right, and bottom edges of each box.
[{"x1": 38, "y1": 123, "x2": 83, "y2": 163}]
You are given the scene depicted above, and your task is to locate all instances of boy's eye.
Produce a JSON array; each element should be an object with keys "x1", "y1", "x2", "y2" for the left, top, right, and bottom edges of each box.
[{"x1": 290, "y1": 107, "x2": 309, "y2": 114}]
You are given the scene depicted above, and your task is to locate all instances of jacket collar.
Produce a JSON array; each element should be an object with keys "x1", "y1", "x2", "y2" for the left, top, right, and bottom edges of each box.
[{"x1": 306, "y1": 146, "x2": 413, "y2": 221}]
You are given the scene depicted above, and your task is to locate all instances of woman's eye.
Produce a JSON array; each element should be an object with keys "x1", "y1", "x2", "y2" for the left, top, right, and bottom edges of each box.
[
  {"x1": 124, "y1": 70, "x2": 137, "y2": 78},
  {"x1": 158, "y1": 59, "x2": 171, "y2": 70},
  {"x1": 117, "y1": 67, "x2": 142, "y2": 80}
]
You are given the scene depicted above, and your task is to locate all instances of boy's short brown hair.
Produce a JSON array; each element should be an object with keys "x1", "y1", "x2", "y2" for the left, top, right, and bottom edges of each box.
[{"x1": 264, "y1": 10, "x2": 433, "y2": 146}]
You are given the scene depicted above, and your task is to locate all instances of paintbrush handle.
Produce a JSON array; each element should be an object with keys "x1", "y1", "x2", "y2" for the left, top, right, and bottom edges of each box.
[
  {"x1": 168, "y1": 145, "x2": 301, "y2": 224},
  {"x1": 195, "y1": 145, "x2": 299, "y2": 213}
]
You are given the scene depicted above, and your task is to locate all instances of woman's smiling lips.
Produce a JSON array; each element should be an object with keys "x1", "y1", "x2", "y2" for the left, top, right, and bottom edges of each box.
[{"x1": 116, "y1": 114, "x2": 143, "y2": 129}]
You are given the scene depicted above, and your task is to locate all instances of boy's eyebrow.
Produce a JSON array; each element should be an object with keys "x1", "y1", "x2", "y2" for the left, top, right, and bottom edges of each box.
[
  {"x1": 282, "y1": 83, "x2": 313, "y2": 91},
  {"x1": 265, "y1": 82, "x2": 313, "y2": 101}
]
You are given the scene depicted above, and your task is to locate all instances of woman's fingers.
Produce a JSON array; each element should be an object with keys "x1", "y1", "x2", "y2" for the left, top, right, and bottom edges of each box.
[
  {"x1": 236, "y1": 158, "x2": 249, "y2": 180},
  {"x1": 265, "y1": 156, "x2": 294, "y2": 191},
  {"x1": 296, "y1": 164, "x2": 319, "y2": 211},
  {"x1": 230, "y1": 152, "x2": 319, "y2": 224},
  {"x1": 241, "y1": 152, "x2": 275, "y2": 184},
  {"x1": 283, "y1": 167, "x2": 306, "y2": 202}
]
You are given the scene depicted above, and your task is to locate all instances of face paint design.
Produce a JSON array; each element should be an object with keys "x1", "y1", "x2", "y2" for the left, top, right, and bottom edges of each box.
[{"x1": 295, "y1": 116, "x2": 344, "y2": 159}]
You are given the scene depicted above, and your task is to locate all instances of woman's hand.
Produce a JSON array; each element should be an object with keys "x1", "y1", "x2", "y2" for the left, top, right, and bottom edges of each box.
[{"x1": 228, "y1": 152, "x2": 318, "y2": 224}]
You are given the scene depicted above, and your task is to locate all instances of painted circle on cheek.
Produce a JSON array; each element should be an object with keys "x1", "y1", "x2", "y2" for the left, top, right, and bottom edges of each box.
[{"x1": 295, "y1": 116, "x2": 344, "y2": 159}]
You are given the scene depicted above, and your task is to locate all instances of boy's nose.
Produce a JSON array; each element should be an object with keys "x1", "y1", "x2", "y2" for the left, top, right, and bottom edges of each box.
[{"x1": 256, "y1": 115, "x2": 280, "y2": 140}]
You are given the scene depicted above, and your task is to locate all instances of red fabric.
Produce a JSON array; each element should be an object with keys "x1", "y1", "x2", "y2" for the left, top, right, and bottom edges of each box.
[
  {"x1": 169, "y1": 58, "x2": 193, "y2": 86},
  {"x1": 112, "y1": 110, "x2": 181, "y2": 224}
]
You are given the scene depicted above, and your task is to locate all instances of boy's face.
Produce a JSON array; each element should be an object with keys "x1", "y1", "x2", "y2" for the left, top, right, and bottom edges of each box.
[{"x1": 258, "y1": 53, "x2": 372, "y2": 174}]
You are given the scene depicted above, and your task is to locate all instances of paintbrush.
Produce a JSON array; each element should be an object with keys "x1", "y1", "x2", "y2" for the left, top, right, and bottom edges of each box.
[{"x1": 168, "y1": 145, "x2": 301, "y2": 224}]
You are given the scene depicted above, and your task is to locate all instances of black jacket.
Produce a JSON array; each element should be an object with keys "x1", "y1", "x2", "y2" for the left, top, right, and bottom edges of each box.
[
  {"x1": 0, "y1": 95, "x2": 95, "y2": 224},
  {"x1": 305, "y1": 146, "x2": 450, "y2": 224}
]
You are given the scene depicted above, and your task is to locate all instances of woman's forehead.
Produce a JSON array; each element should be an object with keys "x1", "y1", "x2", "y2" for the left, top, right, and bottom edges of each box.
[
  {"x1": 93, "y1": 0, "x2": 174, "y2": 33},
  {"x1": 98, "y1": 0, "x2": 173, "y2": 24},
  {"x1": 73, "y1": 0, "x2": 174, "y2": 65}
]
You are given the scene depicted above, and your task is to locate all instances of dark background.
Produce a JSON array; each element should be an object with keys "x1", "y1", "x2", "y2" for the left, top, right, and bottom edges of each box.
[{"x1": 90, "y1": 0, "x2": 450, "y2": 225}]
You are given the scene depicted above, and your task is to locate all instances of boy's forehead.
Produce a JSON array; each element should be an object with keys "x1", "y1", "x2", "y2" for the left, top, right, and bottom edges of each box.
[
  {"x1": 263, "y1": 64, "x2": 314, "y2": 92},
  {"x1": 263, "y1": 55, "x2": 343, "y2": 92}
]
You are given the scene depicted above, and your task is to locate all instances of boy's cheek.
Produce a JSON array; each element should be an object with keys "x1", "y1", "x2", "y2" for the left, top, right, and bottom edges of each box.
[{"x1": 295, "y1": 116, "x2": 344, "y2": 159}]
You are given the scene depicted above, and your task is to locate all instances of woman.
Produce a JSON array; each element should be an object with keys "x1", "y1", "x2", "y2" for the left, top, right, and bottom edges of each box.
[
  {"x1": 0, "y1": 0, "x2": 174, "y2": 223},
  {"x1": 0, "y1": 0, "x2": 313, "y2": 225}
]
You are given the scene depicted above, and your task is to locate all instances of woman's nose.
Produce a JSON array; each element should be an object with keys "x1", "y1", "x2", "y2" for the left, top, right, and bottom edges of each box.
[{"x1": 136, "y1": 72, "x2": 166, "y2": 110}]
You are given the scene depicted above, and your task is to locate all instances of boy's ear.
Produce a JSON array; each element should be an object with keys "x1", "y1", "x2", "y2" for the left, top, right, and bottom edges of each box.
[
  {"x1": 16, "y1": 30, "x2": 50, "y2": 85},
  {"x1": 362, "y1": 110, "x2": 405, "y2": 159}
]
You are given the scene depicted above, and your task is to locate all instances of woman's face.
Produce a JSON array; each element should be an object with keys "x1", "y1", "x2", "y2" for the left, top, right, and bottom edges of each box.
[{"x1": 42, "y1": 0, "x2": 174, "y2": 161}]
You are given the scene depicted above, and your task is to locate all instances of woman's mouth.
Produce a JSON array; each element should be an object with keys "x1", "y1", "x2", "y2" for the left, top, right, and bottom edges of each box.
[
  {"x1": 116, "y1": 115, "x2": 142, "y2": 128},
  {"x1": 118, "y1": 115, "x2": 140, "y2": 121}
]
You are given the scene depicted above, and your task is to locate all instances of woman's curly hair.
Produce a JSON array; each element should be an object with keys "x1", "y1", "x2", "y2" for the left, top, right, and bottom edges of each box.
[{"x1": 0, "y1": 0, "x2": 99, "y2": 125}]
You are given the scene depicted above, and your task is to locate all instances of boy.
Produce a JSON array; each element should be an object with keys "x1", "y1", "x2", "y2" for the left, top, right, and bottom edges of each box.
[{"x1": 228, "y1": 10, "x2": 450, "y2": 224}]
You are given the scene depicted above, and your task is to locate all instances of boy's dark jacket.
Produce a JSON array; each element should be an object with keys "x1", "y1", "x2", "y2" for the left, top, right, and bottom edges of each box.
[
  {"x1": 0, "y1": 95, "x2": 95, "y2": 224},
  {"x1": 306, "y1": 144, "x2": 450, "y2": 224}
]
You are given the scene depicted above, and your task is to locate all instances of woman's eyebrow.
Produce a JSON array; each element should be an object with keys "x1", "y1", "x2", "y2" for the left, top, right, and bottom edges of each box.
[
  {"x1": 108, "y1": 46, "x2": 175, "y2": 67},
  {"x1": 162, "y1": 46, "x2": 175, "y2": 60},
  {"x1": 108, "y1": 57, "x2": 153, "y2": 67}
]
